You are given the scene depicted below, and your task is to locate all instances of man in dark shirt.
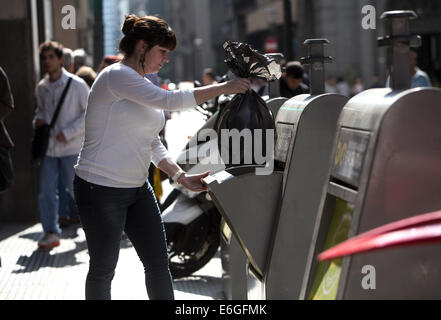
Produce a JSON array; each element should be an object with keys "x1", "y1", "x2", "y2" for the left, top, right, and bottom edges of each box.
[{"x1": 280, "y1": 61, "x2": 309, "y2": 98}]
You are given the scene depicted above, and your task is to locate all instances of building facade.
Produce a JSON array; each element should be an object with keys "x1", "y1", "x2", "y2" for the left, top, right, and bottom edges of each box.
[
  {"x1": 296, "y1": 0, "x2": 441, "y2": 88},
  {"x1": 166, "y1": 0, "x2": 298, "y2": 82},
  {"x1": 165, "y1": 0, "x2": 441, "y2": 88},
  {"x1": 0, "y1": 0, "x2": 103, "y2": 223},
  {"x1": 167, "y1": 0, "x2": 216, "y2": 83}
]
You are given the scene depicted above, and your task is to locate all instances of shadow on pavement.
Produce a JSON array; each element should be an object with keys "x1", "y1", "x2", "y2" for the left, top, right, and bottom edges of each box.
[
  {"x1": 18, "y1": 224, "x2": 83, "y2": 241},
  {"x1": 0, "y1": 224, "x2": 34, "y2": 242},
  {"x1": 13, "y1": 224, "x2": 133, "y2": 274},
  {"x1": 173, "y1": 275, "x2": 224, "y2": 299},
  {"x1": 13, "y1": 240, "x2": 88, "y2": 274}
]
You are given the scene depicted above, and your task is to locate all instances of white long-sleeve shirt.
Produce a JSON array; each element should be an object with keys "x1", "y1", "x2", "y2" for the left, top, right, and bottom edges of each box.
[
  {"x1": 75, "y1": 62, "x2": 197, "y2": 188},
  {"x1": 34, "y1": 68, "x2": 90, "y2": 157}
]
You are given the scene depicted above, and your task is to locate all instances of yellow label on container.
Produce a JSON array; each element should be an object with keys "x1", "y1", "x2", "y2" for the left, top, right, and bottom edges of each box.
[{"x1": 309, "y1": 198, "x2": 354, "y2": 300}]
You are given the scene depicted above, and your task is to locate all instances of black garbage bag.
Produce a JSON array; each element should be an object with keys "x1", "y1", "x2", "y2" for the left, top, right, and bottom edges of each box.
[
  {"x1": 222, "y1": 41, "x2": 282, "y2": 81},
  {"x1": 216, "y1": 41, "x2": 281, "y2": 168}
]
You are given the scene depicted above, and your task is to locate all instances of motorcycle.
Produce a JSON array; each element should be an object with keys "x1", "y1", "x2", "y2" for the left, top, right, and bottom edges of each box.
[
  {"x1": 161, "y1": 78, "x2": 234, "y2": 278},
  {"x1": 161, "y1": 45, "x2": 284, "y2": 279}
]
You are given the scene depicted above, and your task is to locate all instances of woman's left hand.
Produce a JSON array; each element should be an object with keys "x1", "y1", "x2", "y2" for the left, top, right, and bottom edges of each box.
[{"x1": 177, "y1": 171, "x2": 210, "y2": 192}]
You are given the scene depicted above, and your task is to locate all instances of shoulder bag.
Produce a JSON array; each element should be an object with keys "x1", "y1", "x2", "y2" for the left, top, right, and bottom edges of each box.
[{"x1": 32, "y1": 77, "x2": 72, "y2": 161}]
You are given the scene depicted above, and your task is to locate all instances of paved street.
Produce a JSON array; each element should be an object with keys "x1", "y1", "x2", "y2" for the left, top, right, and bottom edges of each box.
[
  {"x1": 0, "y1": 221, "x2": 224, "y2": 300},
  {"x1": 0, "y1": 109, "x2": 224, "y2": 300}
]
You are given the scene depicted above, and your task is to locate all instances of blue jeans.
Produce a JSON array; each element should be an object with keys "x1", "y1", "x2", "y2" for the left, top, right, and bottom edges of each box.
[
  {"x1": 38, "y1": 155, "x2": 78, "y2": 235},
  {"x1": 73, "y1": 175, "x2": 174, "y2": 300},
  {"x1": 58, "y1": 177, "x2": 79, "y2": 218}
]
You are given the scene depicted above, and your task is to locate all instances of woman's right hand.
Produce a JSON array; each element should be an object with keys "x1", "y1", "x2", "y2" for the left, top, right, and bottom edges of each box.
[
  {"x1": 193, "y1": 78, "x2": 251, "y2": 105},
  {"x1": 222, "y1": 78, "x2": 251, "y2": 95}
]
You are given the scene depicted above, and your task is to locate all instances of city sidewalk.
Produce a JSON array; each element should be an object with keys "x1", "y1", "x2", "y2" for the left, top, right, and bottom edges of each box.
[
  {"x1": 0, "y1": 222, "x2": 224, "y2": 300},
  {"x1": 0, "y1": 109, "x2": 219, "y2": 300}
]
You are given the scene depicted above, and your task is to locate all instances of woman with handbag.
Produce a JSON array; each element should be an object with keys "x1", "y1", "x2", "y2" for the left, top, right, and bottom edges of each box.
[{"x1": 73, "y1": 14, "x2": 250, "y2": 300}]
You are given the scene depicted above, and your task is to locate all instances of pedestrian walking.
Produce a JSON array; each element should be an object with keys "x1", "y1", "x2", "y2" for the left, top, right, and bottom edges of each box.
[
  {"x1": 33, "y1": 40, "x2": 90, "y2": 248},
  {"x1": 280, "y1": 61, "x2": 309, "y2": 98},
  {"x1": 63, "y1": 48, "x2": 75, "y2": 73},
  {"x1": 96, "y1": 55, "x2": 121, "y2": 74},
  {"x1": 336, "y1": 76, "x2": 351, "y2": 97},
  {"x1": 325, "y1": 76, "x2": 338, "y2": 93},
  {"x1": 351, "y1": 77, "x2": 364, "y2": 96},
  {"x1": 386, "y1": 49, "x2": 432, "y2": 88},
  {"x1": 409, "y1": 49, "x2": 432, "y2": 88},
  {"x1": 72, "y1": 48, "x2": 88, "y2": 73},
  {"x1": 73, "y1": 14, "x2": 250, "y2": 300},
  {"x1": 76, "y1": 66, "x2": 96, "y2": 89}
]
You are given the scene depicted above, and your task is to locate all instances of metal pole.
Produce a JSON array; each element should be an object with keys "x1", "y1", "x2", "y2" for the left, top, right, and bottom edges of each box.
[
  {"x1": 30, "y1": 0, "x2": 41, "y2": 82},
  {"x1": 301, "y1": 39, "x2": 333, "y2": 95},
  {"x1": 42, "y1": 0, "x2": 53, "y2": 40},
  {"x1": 378, "y1": 11, "x2": 421, "y2": 90},
  {"x1": 93, "y1": 0, "x2": 104, "y2": 71},
  {"x1": 283, "y1": 0, "x2": 293, "y2": 61}
]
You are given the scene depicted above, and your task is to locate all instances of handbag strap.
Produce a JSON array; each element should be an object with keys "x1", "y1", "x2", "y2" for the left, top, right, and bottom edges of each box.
[{"x1": 49, "y1": 77, "x2": 73, "y2": 128}]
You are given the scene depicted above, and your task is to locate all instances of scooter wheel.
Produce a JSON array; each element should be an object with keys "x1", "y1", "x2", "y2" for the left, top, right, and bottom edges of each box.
[{"x1": 168, "y1": 226, "x2": 220, "y2": 279}]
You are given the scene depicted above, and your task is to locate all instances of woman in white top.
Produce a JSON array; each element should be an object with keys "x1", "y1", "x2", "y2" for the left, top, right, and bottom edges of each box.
[{"x1": 73, "y1": 14, "x2": 250, "y2": 300}]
